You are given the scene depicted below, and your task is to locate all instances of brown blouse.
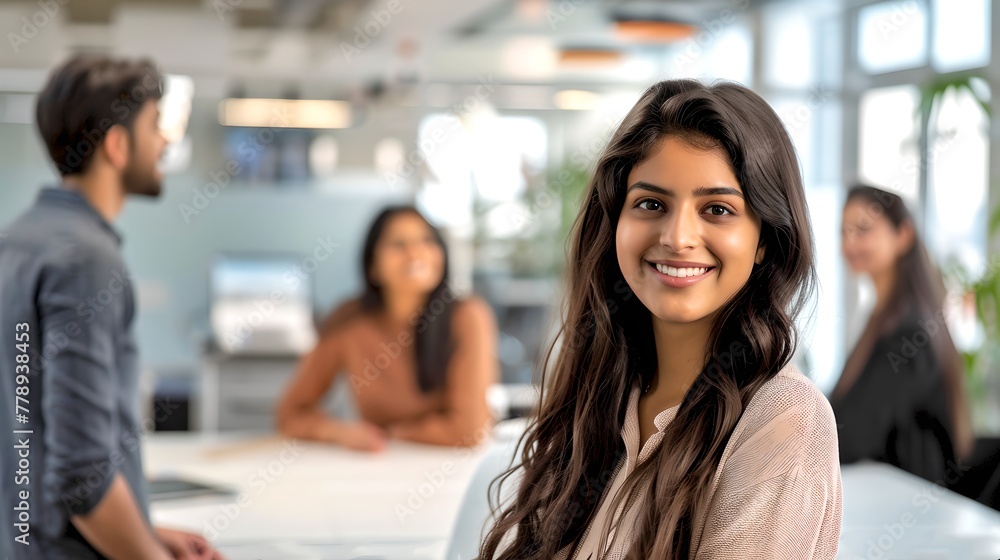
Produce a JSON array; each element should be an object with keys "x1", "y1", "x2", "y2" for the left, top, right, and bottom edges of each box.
[{"x1": 277, "y1": 296, "x2": 499, "y2": 446}]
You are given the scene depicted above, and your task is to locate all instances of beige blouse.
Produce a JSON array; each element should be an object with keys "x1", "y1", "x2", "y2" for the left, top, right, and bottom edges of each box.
[{"x1": 554, "y1": 364, "x2": 842, "y2": 559}]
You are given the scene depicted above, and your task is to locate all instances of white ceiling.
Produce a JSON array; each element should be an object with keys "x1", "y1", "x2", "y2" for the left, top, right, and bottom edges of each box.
[{"x1": 0, "y1": 0, "x2": 774, "y2": 98}]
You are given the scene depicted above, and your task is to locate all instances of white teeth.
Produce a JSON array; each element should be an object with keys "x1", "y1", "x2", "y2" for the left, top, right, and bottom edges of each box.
[{"x1": 654, "y1": 263, "x2": 709, "y2": 278}]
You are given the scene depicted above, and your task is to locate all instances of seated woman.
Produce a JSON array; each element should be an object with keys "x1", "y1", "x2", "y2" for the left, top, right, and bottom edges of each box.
[
  {"x1": 832, "y1": 185, "x2": 974, "y2": 482},
  {"x1": 277, "y1": 206, "x2": 499, "y2": 451}
]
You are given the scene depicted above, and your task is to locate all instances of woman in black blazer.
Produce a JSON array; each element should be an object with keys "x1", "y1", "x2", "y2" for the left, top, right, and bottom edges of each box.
[{"x1": 832, "y1": 185, "x2": 974, "y2": 483}]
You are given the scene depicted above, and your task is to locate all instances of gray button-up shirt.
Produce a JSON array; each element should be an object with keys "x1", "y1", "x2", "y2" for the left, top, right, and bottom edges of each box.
[{"x1": 0, "y1": 187, "x2": 149, "y2": 559}]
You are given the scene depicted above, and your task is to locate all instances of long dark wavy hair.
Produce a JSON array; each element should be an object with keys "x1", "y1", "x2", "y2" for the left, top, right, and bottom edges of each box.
[
  {"x1": 833, "y1": 185, "x2": 973, "y2": 459},
  {"x1": 321, "y1": 206, "x2": 456, "y2": 393},
  {"x1": 477, "y1": 79, "x2": 816, "y2": 559}
]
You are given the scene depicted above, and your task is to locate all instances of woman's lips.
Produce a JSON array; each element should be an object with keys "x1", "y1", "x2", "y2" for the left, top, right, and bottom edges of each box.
[{"x1": 645, "y1": 260, "x2": 715, "y2": 288}]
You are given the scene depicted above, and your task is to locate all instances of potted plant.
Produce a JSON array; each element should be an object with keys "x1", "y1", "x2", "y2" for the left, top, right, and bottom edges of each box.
[{"x1": 919, "y1": 74, "x2": 999, "y2": 432}]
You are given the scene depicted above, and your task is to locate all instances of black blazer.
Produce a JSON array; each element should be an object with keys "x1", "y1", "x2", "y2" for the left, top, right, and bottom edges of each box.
[{"x1": 831, "y1": 311, "x2": 958, "y2": 483}]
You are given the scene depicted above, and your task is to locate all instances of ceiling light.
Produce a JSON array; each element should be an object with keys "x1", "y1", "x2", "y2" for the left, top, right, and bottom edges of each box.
[
  {"x1": 558, "y1": 48, "x2": 624, "y2": 66},
  {"x1": 614, "y1": 20, "x2": 697, "y2": 43},
  {"x1": 218, "y1": 98, "x2": 351, "y2": 128},
  {"x1": 553, "y1": 89, "x2": 601, "y2": 111}
]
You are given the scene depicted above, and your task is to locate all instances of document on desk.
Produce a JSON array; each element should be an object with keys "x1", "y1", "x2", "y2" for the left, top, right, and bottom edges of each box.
[{"x1": 147, "y1": 476, "x2": 237, "y2": 501}]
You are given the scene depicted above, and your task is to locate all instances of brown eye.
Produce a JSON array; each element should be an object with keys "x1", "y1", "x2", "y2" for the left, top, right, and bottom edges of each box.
[
  {"x1": 636, "y1": 199, "x2": 663, "y2": 212},
  {"x1": 706, "y1": 205, "x2": 731, "y2": 217}
]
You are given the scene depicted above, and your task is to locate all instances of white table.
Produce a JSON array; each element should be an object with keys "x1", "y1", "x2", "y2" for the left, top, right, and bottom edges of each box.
[
  {"x1": 146, "y1": 434, "x2": 1000, "y2": 559},
  {"x1": 839, "y1": 462, "x2": 1000, "y2": 559},
  {"x1": 145, "y1": 432, "x2": 499, "y2": 560}
]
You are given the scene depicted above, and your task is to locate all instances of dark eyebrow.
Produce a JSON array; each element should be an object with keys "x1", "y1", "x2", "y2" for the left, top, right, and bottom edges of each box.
[{"x1": 626, "y1": 181, "x2": 744, "y2": 199}]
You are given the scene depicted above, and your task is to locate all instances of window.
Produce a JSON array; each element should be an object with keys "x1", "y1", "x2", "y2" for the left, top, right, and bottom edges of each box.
[
  {"x1": 416, "y1": 112, "x2": 547, "y2": 232},
  {"x1": 857, "y1": 1, "x2": 928, "y2": 74},
  {"x1": 764, "y1": 4, "x2": 814, "y2": 88},
  {"x1": 931, "y1": 0, "x2": 990, "y2": 72},
  {"x1": 927, "y1": 84, "x2": 989, "y2": 271},
  {"x1": 416, "y1": 113, "x2": 476, "y2": 228},
  {"x1": 858, "y1": 85, "x2": 920, "y2": 201}
]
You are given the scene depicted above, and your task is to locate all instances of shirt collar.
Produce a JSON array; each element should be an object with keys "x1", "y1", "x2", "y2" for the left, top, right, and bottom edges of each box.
[
  {"x1": 624, "y1": 385, "x2": 681, "y2": 468},
  {"x1": 37, "y1": 186, "x2": 123, "y2": 245}
]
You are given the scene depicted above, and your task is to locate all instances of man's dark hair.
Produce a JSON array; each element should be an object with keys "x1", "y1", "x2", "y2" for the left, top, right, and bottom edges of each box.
[{"x1": 35, "y1": 54, "x2": 164, "y2": 176}]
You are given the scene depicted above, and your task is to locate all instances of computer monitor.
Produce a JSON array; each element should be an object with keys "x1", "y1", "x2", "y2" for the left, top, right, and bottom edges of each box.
[{"x1": 209, "y1": 252, "x2": 317, "y2": 356}]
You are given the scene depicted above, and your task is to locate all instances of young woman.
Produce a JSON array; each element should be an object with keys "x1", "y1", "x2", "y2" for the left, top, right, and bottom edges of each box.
[
  {"x1": 478, "y1": 80, "x2": 842, "y2": 559},
  {"x1": 277, "y1": 206, "x2": 499, "y2": 451},
  {"x1": 832, "y1": 185, "x2": 974, "y2": 482}
]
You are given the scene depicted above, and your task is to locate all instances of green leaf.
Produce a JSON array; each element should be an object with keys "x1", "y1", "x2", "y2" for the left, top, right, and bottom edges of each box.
[
  {"x1": 916, "y1": 74, "x2": 992, "y2": 123},
  {"x1": 989, "y1": 204, "x2": 1000, "y2": 236}
]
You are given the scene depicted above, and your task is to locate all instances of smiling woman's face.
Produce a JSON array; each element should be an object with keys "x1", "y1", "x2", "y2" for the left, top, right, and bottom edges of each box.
[
  {"x1": 371, "y1": 212, "x2": 445, "y2": 296},
  {"x1": 841, "y1": 198, "x2": 911, "y2": 276},
  {"x1": 616, "y1": 135, "x2": 764, "y2": 325}
]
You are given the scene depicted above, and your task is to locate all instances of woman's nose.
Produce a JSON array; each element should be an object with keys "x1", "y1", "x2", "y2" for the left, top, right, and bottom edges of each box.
[
  {"x1": 660, "y1": 208, "x2": 698, "y2": 251},
  {"x1": 404, "y1": 242, "x2": 425, "y2": 260}
]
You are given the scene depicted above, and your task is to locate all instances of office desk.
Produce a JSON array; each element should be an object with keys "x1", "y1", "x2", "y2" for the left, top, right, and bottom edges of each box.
[
  {"x1": 145, "y1": 432, "x2": 500, "y2": 559},
  {"x1": 147, "y1": 434, "x2": 1000, "y2": 559},
  {"x1": 839, "y1": 462, "x2": 1000, "y2": 559}
]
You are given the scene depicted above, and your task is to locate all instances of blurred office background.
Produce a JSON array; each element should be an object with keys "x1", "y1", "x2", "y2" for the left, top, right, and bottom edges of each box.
[{"x1": 0, "y1": 0, "x2": 997, "y2": 434}]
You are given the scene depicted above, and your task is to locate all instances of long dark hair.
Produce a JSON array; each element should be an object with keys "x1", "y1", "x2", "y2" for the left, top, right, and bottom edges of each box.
[
  {"x1": 478, "y1": 80, "x2": 816, "y2": 559},
  {"x1": 322, "y1": 206, "x2": 456, "y2": 393},
  {"x1": 833, "y1": 185, "x2": 973, "y2": 459}
]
